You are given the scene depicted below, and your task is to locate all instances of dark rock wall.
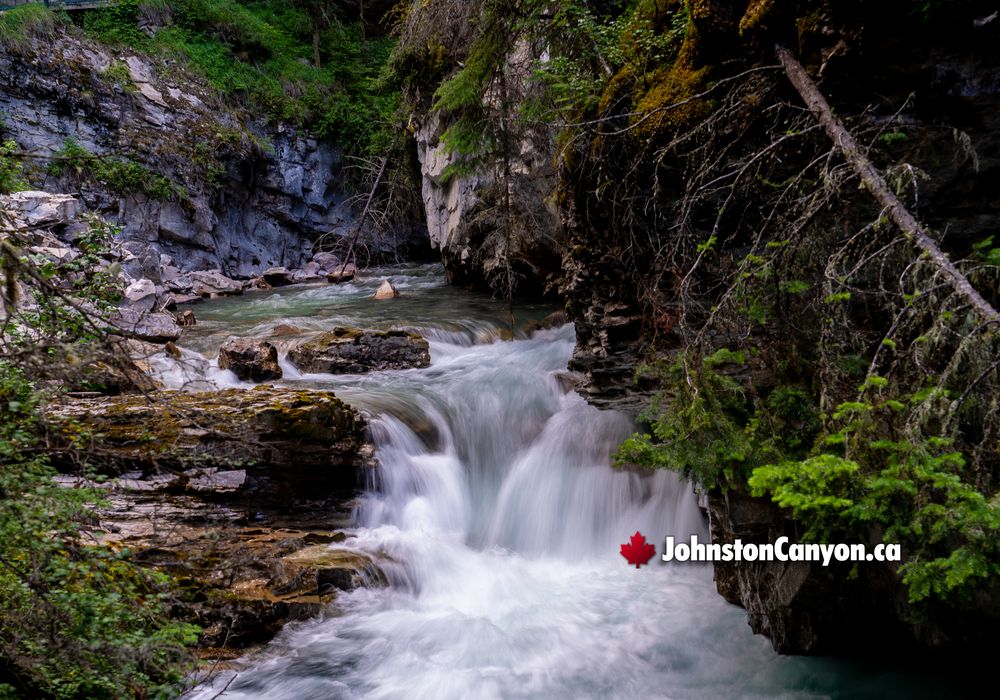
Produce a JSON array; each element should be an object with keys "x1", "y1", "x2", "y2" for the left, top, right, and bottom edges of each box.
[
  {"x1": 1, "y1": 30, "x2": 424, "y2": 280},
  {"x1": 557, "y1": 4, "x2": 1000, "y2": 656}
]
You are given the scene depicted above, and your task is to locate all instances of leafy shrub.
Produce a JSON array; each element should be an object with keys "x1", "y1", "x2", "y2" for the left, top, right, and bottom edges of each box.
[
  {"x1": 0, "y1": 140, "x2": 26, "y2": 194},
  {"x1": 49, "y1": 138, "x2": 186, "y2": 201},
  {"x1": 0, "y1": 3, "x2": 57, "y2": 51},
  {"x1": 0, "y1": 362, "x2": 198, "y2": 698}
]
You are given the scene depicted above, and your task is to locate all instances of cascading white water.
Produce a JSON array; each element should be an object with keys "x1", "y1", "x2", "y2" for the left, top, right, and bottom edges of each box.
[{"x1": 182, "y1": 265, "x2": 953, "y2": 699}]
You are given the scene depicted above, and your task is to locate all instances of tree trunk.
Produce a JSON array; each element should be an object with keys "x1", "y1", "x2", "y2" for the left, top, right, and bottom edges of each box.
[
  {"x1": 775, "y1": 44, "x2": 999, "y2": 323},
  {"x1": 335, "y1": 156, "x2": 388, "y2": 280},
  {"x1": 312, "y1": 18, "x2": 321, "y2": 68}
]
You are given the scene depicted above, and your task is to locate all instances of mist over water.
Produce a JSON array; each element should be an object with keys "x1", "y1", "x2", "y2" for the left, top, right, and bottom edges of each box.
[{"x1": 181, "y1": 265, "x2": 963, "y2": 700}]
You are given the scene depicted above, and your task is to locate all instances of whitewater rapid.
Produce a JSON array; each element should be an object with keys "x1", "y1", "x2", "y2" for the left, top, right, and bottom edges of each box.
[{"x1": 178, "y1": 265, "x2": 955, "y2": 699}]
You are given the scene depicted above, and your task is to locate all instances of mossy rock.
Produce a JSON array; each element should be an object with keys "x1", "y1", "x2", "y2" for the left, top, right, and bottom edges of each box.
[
  {"x1": 287, "y1": 326, "x2": 431, "y2": 375},
  {"x1": 47, "y1": 386, "x2": 372, "y2": 489}
]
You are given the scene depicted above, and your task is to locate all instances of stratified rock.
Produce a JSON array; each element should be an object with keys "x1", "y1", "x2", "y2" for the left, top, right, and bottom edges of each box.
[
  {"x1": 88, "y1": 477, "x2": 383, "y2": 650},
  {"x1": 287, "y1": 327, "x2": 430, "y2": 374},
  {"x1": 47, "y1": 387, "x2": 372, "y2": 490},
  {"x1": 108, "y1": 309, "x2": 182, "y2": 343},
  {"x1": 1, "y1": 191, "x2": 80, "y2": 227},
  {"x1": 374, "y1": 279, "x2": 399, "y2": 300},
  {"x1": 219, "y1": 338, "x2": 282, "y2": 382}
]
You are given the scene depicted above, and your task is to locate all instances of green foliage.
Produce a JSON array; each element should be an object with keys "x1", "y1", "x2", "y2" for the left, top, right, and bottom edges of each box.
[
  {"x1": 1, "y1": 209, "x2": 199, "y2": 696},
  {"x1": 971, "y1": 235, "x2": 1000, "y2": 267},
  {"x1": 100, "y1": 60, "x2": 137, "y2": 93},
  {"x1": 0, "y1": 140, "x2": 26, "y2": 194},
  {"x1": 49, "y1": 138, "x2": 186, "y2": 201},
  {"x1": 0, "y1": 3, "x2": 57, "y2": 51},
  {"x1": 81, "y1": 0, "x2": 399, "y2": 155},
  {"x1": 0, "y1": 362, "x2": 198, "y2": 698},
  {"x1": 531, "y1": 1, "x2": 689, "y2": 116},
  {"x1": 82, "y1": 0, "x2": 150, "y2": 47},
  {"x1": 749, "y1": 454, "x2": 861, "y2": 538},
  {"x1": 877, "y1": 130, "x2": 908, "y2": 145},
  {"x1": 13, "y1": 215, "x2": 124, "y2": 348},
  {"x1": 748, "y1": 389, "x2": 1000, "y2": 605},
  {"x1": 616, "y1": 349, "x2": 820, "y2": 486}
]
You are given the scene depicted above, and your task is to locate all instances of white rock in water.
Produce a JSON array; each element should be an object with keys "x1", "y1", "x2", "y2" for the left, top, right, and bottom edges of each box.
[{"x1": 374, "y1": 279, "x2": 399, "y2": 300}]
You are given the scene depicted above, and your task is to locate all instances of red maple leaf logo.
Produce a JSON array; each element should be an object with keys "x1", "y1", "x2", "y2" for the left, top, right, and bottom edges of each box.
[{"x1": 620, "y1": 531, "x2": 656, "y2": 568}]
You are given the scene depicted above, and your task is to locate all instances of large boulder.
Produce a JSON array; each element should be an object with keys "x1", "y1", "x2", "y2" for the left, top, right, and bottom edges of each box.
[
  {"x1": 47, "y1": 387, "x2": 372, "y2": 492},
  {"x1": 108, "y1": 309, "x2": 182, "y2": 343},
  {"x1": 287, "y1": 327, "x2": 430, "y2": 374},
  {"x1": 262, "y1": 267, "x2": 295, "y2": 287},
  {"x1": 218, "y1": 337, "x2": 283, "y2": 382},
  {"x1": 190, "y1": 270, "x2": 243, "y2": 297},
  {"x1": 1, "y1": 191, "x2": 80, "y2": 227},
  {"x1": 326, "y1": 263, "x2": 356, "y2": 283},
  {"x1": 310, "y1": 251, "x2": 341, "y2": 272},
  {"x1": 123, "y1": 278, "x2": 157, "y2": 312}
]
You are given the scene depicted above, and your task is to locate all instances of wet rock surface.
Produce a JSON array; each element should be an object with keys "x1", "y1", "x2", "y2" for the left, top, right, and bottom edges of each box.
[
  {"x1": 288, "y1": 327, "x2": 431, "y2": 374},
  {"x1": 374, "y1": 279, "x2": 399, "y2": 299},
  {"x1": 75, "y1": 477, "x2": 384, "y2": 652},
  {"x1": 218, "y1": 338, "x2": 283, "y2": 382},
  {"x1": 46, "y1": 386, "x2": 374, "y2": 492},
  {"x1": 48, "y1": 386, "x2": 382, "y2": 652}
]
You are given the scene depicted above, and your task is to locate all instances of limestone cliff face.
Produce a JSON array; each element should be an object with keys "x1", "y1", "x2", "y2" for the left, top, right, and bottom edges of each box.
[
  {"x1": 410, "y1": 57, "x2": 564, "y2": 296},
  {"x1": 0, "y1": 28, "x2": 407, "y2": 280}
]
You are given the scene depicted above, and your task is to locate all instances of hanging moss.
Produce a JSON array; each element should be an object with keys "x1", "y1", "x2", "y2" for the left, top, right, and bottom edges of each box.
[
  {"x1": 631, "y1": 36, "x2": 711, "y2": 134},
  {"x1": 739, "y1": 0, "x2": 778, "y2": 34}
]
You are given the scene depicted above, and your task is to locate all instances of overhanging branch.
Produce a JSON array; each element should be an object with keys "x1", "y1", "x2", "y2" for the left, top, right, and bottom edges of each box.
[{"x1": 776, "y1": 44, "x2": 999, "y2": 323}]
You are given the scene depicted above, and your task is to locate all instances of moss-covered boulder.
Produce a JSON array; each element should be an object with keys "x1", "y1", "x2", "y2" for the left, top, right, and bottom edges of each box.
[
  {"x1": 47, "y1": 386, "x2": 373, "y2": 493},
  {"x1": 287, "y1": 326, "x2": 431, "y2": 375}
]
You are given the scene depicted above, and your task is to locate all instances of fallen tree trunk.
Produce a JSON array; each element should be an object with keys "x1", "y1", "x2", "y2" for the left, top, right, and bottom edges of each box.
[
  {"x1": 335, "y1": 156, "x2": 388, "y2": 282},
  {"x1": 775, "y1": 44, "x2": 1000, "y2": 323}
]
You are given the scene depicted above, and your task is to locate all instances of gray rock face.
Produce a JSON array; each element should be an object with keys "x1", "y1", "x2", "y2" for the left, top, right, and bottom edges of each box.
[
  {"x1": 706, "y1": 488, "x2": 920, "y2": 656},
  {"x1": 412, "y1": 58, "x2": 564, "y2": 296},
  {"x1": 0, "y1": 31, "x2": 422, "y2": 280},
  {"x1": 218, "y1": 338, "x2": 283, "y2": 382},
  {"x1": 123, "y1": 278, "x2": 157, "y2": 312},
  {"x1": 288, "y1": 327, "x2": 431, "y2": 374},
  {"x1": 262, "y1": 267, "x2": 295, "y2": 287}
]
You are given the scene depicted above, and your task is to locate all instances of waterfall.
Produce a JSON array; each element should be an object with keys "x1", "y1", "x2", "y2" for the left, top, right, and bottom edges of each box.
[{"x1": 183, "y1": 265, "x2": 945, "y2": 699}]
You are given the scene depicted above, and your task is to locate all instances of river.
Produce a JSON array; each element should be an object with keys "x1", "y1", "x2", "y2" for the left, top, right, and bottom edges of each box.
[{"x1": 171, "y1": 264, "x2": 963, "y2": 699}]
